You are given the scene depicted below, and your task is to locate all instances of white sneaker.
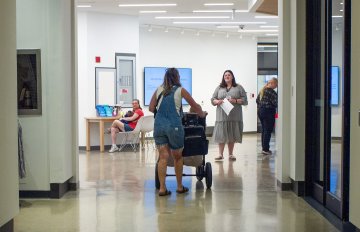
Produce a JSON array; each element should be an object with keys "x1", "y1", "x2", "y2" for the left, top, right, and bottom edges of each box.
[
  {"x1": 109, "y1": 145, "x2": 119, "y2": 153},
  {"x1": 262, "y1": 150, "x2": 272, "y2": 155}
]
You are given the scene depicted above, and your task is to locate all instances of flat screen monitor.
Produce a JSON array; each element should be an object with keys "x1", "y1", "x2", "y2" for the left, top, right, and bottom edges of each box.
[
  {"x1": 331, "y1": 66, "x2": 340, "y2": 106},
  {"x1": 143, "y1": 67, "x2": 192, "y2": 105}
]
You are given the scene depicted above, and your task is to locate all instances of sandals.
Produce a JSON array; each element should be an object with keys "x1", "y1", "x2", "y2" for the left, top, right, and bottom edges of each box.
[
  {"x1": 215, "y1": 155, "x2": 224, "y2": 161},
  {"x1": 176, "y1": 186, "x2": 189, "y2": 194},
  {"x1": 229, "y1": 155, "x2": 236, "y2": 161},
  {"x1": 159, "y1": 189, "x2": 171, "y2": 196}
]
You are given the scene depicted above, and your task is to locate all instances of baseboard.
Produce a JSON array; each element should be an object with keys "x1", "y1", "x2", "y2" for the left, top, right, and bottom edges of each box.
[
  {"x1": 290, "y1": 178, "x2": 305, "y2": 196},
  {"x1": 20, "y1": 178, "x2": 75, "y2": 199},
  {"x1": 276, "y1": 179, "x2": 292, "y2": 191},
  {"x1": 69, "y1": 182, "x2": 79, "y2": 191},
  {"x1": 0, "y1": 219, "x2": 13, "y2": 232}
]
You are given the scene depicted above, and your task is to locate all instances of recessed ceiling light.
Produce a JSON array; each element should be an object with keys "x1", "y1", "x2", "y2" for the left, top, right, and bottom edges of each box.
[
  {"x1": 140, "y1": 10, "x2": 167, "y2": 13},
  {"x1": 332, "y1": 15, "x2": 343, "y2": 18},
  {"x1": 340, "y1": 2, "x2": 344, "y2": 4},
  {"x1": 255, "y1": 16, "x2": 278, "y2": 19},
  {"x1": 77, "y1": 5, "x2": 92, "y2": 8},
  {"x1": 156, "y1": 16, "x2": 230, "y2": 19},
  {"x1": 204, "y1": 3, "x2": 234, "y2": 6},
  {"x1": 265, "y1": 34, "x2": 278, "y2": 36},
  {"x1": 340, "y1": 9, "x2": 344, "y2": 12},
  {"x1": 173, "y1": 21, "x2": 266, "y2": 25},
  {"x1": 119, "y1": 3, "x2": 177, "y2": 7},
  {"x1": 193, "y1": 10, "x2": 248, "y2": 13}
]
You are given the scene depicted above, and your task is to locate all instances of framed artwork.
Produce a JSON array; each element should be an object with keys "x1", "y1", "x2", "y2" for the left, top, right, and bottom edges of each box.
[
  {"x1": 95, "y1": 67, "x2": 116, "y2": 106},
  {"x1": 17, "y1": 49, "x2": 42, "y2": 115}
]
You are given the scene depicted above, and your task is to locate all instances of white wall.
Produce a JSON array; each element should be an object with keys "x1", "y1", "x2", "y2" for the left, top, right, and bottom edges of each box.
[
  {"x1": 17, "y1": 0, "x2": 74, "y2": 190},
  {"x1": 0, "y1": 0, "x2": 19, "y2": 226},
  {"x1": 77, "y1": 12, "x2": 139, "y2": 147},
  {"x1": 139, "y1": 28, "x2": 258, "y2": 131},
  {"x1": 350, "y1": 1, "x2": 360, "y2": 228}
]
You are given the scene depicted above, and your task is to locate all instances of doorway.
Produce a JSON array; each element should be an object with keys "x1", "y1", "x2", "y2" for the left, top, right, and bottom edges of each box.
[{"x1": 305, "y1": 0, "x2": 350, "y2": 220}]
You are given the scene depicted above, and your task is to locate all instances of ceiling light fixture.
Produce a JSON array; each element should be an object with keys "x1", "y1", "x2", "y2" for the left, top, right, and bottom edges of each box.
[
  {"x1": 164, "y1": 27, "x2": 169, "y2": 32},
  {"x1": 332, "y1": 15, "x2": 343, "y2": 18},
  {"x1": 148, "y1": 25, "x2": 153, "y2": 32},
  {"x1": 173, "y1": 21, "x2": 266, "y2": 25},
  {"x1": 204, "y1": 3, "x2": 234, "y2": 6},
  {"x1": 259, "y1": 25, "x2": 279, "y2": 28},
  {"x1": 196, "y1": 31, "x2": 200, "y2": 36},
  {"x1": 119, "y1": 3, "x2": 177, "y2": 7},
  {"x1": 193, "y1": 10, "x2": 248, "y2": 13},
  {"x1": 77, "y1": 5, "x2": 92, "y2": 8},
  {"x1": 156, "y1": 16, "x2": 230, "y2": 19},
  {"x1": 140, "y1": 10, "x2": 167, "y2": 13},
  {"x1": 265, "y1": 33, "x2": 278, "y2": 36},
  {"x1": 226, "y1": 33, "x2": 230, "y2": 38},
  {"x1": 181, "y1": 29, "x2": 185, "y2": 34},
  {"x1": 254, "y1": 15, "x2": 278, "y2": 19},
  {"x1": 239, "y1": 34, "x2": 243, "y2": 39}
]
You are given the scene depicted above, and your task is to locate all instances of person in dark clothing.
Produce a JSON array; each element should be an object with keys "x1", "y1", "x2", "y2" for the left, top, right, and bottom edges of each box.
[{"x1": 256, "y1": 78, "x2": 278, "y2": 155}]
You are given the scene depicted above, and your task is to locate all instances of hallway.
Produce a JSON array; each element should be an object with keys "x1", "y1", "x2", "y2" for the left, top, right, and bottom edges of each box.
[{"x1": 14, "y1": 134, "x2": 338, "y2": 232}]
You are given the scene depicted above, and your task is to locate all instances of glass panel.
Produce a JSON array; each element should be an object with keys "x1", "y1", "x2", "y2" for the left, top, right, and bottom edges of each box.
[
  {"x1": 116, "y1": 55, "x2": 136, "y2": 107},
  {"x1": 330, "y1": 0, "x2": 343, "y2": 198}
]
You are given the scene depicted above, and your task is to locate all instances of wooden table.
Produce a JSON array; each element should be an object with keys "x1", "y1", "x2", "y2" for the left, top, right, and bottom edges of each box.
[{"x1": 85, "y1": 116, "x2": 118, "y2": 152}]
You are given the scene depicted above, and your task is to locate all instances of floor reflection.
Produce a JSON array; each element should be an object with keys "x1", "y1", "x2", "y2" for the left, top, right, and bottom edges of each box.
[{"x1": 14, "y1": 134, "x2": 339, "y2": 232}]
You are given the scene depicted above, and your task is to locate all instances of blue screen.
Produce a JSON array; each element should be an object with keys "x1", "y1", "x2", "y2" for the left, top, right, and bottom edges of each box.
[
  {"x1": 331, "y1": 66, "x2": 340, "y2": 105},
  {"x1": 143, "y1": 67, "x2": 192, "y2": 105}
]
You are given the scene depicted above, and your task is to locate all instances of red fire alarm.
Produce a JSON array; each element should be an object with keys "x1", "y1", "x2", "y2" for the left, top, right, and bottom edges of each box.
[{"x1": 95, "y1": 56, "x2": 101, "y2": 63}]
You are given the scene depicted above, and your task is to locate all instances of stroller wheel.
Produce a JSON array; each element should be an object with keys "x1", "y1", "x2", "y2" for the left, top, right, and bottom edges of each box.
[
  {"x1": 205, "y1": 162, "x2": 212, "y2": 189},
  {"x1": 196, "y1": 165, "x2": 204, "y2": 181},
  {"x1": 155, "y1": 163, "x2": 160, "y2": 189}
]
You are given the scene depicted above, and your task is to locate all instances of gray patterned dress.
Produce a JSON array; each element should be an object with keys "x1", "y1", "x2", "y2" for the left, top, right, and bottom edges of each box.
[{"x1": 211, "y1": 85, "x2": 248, "y2": 143}]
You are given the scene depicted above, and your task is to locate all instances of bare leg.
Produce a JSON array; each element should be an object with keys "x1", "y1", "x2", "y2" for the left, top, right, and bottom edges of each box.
[
  {"x1": 158, "y1": 145, "x2": 170, "y2": 194},
  {"x1": 227, "y1": 142, "x2": 235, "y2": 156},
  {"x1": 110, "y1": 120, "x2": 125, "y2": 144},
  {"x1": 171, "y1": 148, "x2": 184, "y2": 191},
  {"x1": 218, "y1": 143, "x2": 225, "y2": 157}
]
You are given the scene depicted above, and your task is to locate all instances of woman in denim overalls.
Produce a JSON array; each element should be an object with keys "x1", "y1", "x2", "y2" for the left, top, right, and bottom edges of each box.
[{"x1": 149, "y1": 68, "x2": 206, "y2": 196}]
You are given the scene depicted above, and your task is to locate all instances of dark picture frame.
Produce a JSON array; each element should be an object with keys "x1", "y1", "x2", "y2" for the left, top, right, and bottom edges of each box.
[{"x1": 17, "y1": 49, "x2": 42, "y2": 115}]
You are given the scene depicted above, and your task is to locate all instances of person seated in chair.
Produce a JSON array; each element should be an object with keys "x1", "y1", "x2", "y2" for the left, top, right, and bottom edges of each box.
[{"x1": 108, "y1": 99, "x2": 144, "y2": 153}]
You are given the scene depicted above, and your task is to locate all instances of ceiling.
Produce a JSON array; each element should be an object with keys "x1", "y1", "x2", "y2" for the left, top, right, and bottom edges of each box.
[{"x1": 76, "y1": 0, "x2": 279, "y2": 38}]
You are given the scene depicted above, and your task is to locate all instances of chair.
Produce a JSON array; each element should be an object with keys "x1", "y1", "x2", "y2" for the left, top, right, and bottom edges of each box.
[
  {"x1": 139, "y1": 115, "x2": 154, "y2": 149},
  {"x1": 115, "y1": 115, "x2": 155, "y2": 152},
  {"x1": 116, "y1": 116, "x2": 145, "y2": 152}
]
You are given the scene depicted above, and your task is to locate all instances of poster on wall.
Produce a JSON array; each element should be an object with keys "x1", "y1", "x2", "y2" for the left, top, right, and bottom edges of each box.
[{"x1": 17, "y1": 49, "x2": 42, "y2": 115}]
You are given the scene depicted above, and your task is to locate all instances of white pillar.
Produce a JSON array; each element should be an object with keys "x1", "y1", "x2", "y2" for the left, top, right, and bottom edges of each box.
[
  {"x1": 276, "y1": 0, "x2": 291, "y2": 185},
  {"x1": 0, "y1": 0, "x2": 19, "y2": 227},
  {"x1": 350, "y1": 1, "x2": 360, "y2": 228}
]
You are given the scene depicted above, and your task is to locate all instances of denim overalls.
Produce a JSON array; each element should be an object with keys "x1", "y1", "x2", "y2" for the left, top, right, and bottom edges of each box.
[{"x1": 154, "y1": 85, "x2": 184, "y2": 150}]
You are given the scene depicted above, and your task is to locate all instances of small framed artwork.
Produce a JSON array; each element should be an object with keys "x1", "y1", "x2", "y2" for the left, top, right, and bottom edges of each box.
[{"x1": 17, "y1": 49, "x2": 42, "y2": 115}]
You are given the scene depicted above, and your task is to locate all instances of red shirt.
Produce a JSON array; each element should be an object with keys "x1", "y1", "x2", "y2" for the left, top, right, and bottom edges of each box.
[{"x1": 128, "y1": 109, "x2": 144, "y2": 129}]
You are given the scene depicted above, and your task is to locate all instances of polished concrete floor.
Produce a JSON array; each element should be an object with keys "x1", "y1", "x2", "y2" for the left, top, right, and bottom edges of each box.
[{"x1": 14, "y1": 134, "x2": 339, "y2": 232}]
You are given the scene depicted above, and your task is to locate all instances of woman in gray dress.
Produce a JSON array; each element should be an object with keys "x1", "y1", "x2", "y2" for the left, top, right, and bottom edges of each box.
[{"x1": 211, "y1": 70, "x2": 248, "y2": 161}]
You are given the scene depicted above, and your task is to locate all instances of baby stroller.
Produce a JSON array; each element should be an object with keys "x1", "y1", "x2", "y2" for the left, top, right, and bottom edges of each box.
[{"x1": 155, "y1": 112, "x2": 212, "y2": 189}]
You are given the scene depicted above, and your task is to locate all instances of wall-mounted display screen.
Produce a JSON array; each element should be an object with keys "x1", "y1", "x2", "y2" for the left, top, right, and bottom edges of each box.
[
  {"x1": 331, "y1": 66, "x2": 340, "y2": 106},
  {"x1": 143, "y1": 67, "x2": 192, "y2": 105}
]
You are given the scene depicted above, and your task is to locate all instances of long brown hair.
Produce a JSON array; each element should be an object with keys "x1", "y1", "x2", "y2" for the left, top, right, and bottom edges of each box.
[
  {"x1": 162, "y1": 68, "x2": 182, "y2": 96},
  {"x1": 219, "y1": 70, "x2": 238, "y2": 88}
]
